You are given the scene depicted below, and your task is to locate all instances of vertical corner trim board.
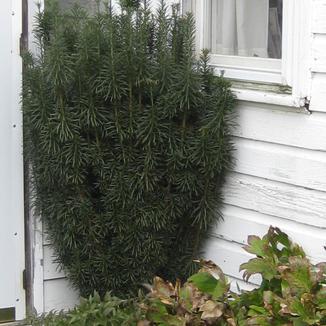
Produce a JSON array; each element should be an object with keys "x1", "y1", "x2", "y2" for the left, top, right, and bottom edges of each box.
[{"x1": 0, "y1": 0, "x2": 26, "y2": 321}]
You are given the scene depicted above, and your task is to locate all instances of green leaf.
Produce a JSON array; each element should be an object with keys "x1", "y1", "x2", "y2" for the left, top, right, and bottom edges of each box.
[
  {"x1": 292, "y1": 320, "x2": 308, "y2": 326},
  {"x1": 248, "y1": 305, "x2": 268, "y2": 316},
  {"x1": 316, "y1": 287, "x2": 326, "y2": 309},
  {"x1": 280, "y1": 257, "x2": 314, "y2": 293},
  {"x1": 211, "y1": 278, "x2": 229, "y2": 300},
  {"x1": 246, "y1": 316, "x2": 271, "y2": 326},
  {"x1": 240, "y1": 258, "x2": 277, "y2": 282},
  {"x1": 243, "y1": 235, "x2": 271, "y2": 258},
  {"x1": 188, "y1": 272, "x2": 218, "y2": 295},
  {"x1": 188, "y1": 271, "x2": 229, "y2": 299}
]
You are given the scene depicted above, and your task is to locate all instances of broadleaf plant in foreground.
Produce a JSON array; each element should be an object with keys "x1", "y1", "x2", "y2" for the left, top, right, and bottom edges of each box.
[
  {"x1": 23, "y1": 0, "x2": 235, "y2": 297},
  {"x1": 29, "y1": 227, "x2": 326, "y2": 325},
  {"x1": 140, "y1": 227, "x2": 326, "y2": 325}
]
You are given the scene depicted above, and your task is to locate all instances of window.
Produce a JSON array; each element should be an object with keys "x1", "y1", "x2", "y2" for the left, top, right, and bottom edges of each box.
[
  {"x1": 209, "y1": 0, "x2": 282, "y2": 59},
  {"x1": 182, "y1": 0, "x2": 312, "y2": 108}
]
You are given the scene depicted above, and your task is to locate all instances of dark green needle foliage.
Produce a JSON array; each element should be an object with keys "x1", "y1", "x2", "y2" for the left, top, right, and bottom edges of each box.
[{"x1": 23, "y1": 0, "x2": 236, "y2": 297}]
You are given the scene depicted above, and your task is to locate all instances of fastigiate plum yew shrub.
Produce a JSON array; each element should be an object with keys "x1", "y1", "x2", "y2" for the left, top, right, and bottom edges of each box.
[{"x1": 23, "y1": 0, "x2": 236, "y2": 297}]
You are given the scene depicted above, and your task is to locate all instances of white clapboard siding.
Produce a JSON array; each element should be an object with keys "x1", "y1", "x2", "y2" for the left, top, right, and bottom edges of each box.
[
  {"x1": 312, "y1": 34, "x2": 326, "y2": 73},
  {"x1": 233, "y1": 137, "x2": 326, "y2": 192},
  {"x1": 44, "y1": 278, "x2": 79, "y2": 313},
  {"x1": 233, "y1": 102, "x2": 326, "y2": 151},
  {"x1": 223, "y1": 173, "x2": 326, "y2": 228},
  {"x1": 215, "y1": 205, "x2": 326, "y2": 262},
  {"x1": 312, "y1": 0, "x2": 326, "y2": 34},
  {"x1": 310, "y1": 73, "x2": 326, "y2": 112}
]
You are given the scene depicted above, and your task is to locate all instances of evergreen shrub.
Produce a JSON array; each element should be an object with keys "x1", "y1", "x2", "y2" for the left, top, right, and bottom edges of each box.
[{"x1": 23, "y1": 0, "x2": 235, "y2": 297}]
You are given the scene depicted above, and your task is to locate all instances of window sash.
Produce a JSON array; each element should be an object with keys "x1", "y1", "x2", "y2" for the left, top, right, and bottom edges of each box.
[
  {"x1": 189, "y1": 0, "x2": 283, "y2": 83},
  {"x1": 210, "y1": 55, "x2": 282, "y2": 84},
  {"x1": 185, "y1": 0, "x2": 312, "y2": 107}
]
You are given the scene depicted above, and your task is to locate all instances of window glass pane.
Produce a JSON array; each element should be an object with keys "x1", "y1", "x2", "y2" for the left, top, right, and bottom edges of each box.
[
  {"x1": 182, "y1": 0, "x2": 283, "y2": 59},
  {"x1": 210, "y1": 0, "x2": 283, "y2": 59}
]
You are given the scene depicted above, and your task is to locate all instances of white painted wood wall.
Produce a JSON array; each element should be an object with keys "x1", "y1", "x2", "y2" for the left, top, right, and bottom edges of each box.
[{"x1": 31, "y1": 0, "x2": 326, "y2": 313}]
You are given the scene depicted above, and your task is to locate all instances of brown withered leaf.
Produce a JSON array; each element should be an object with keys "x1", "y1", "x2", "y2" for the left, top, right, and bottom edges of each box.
[
  {"x1": 174, "y1": 278, "x2": 181, "y2": 299},
  {"x1": 182, "y1": 283, "x2": 210, "y2": 311},
  {"x1": 137, "y1": 320, "x2": 151, "y2": 326},
  {"x1": 227, "y1": 318, "x2": 237, "y2": 326},
  {"x1": 199, "y1": 300, "x2": 224, "y2": 321},
  {"x1": 138, "y1": 302, "x2": 150, "y2": 312},
  {"x1": 150, "y1": 276, "x2": 175, "y2": 305},
  {"x1": 196, "y1": 259, "x2": 226, "y2": 283},
  {"x1": 175, "y1": 303, "x2": 188, "y2": 317},
  {"x1": 277, "y1": 265, "x2": 290, "y2": 273},
  {"x1": 184, "y1": 312, "x2": 201, "y2": 325},
  {"x1": 152, "y1": 276, "x2": 175, "y2": 295},
  {"x1": 279, "y1": 302, "x2": 291, "y2": 315},
  {"x1": 263, "y1": 291, "x2": 275, "y2": 314}
]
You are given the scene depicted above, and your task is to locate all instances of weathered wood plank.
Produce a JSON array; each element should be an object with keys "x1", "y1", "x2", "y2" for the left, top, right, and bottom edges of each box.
[
  {"x1": 310, "y1": 73, "x2": 326, "y2": 112},
  {"x1": 233, "y1": 103, "x2": 326, "y2": 150},
  {"x1": 312, "y1": 34, "x2": 326, "y2": 73},
  {"x1": 223, "y1": 173, "x2": 326, "y2": 228},
  {"x1": 216, "y1": 205, "x2": 326, "y2": 262},
  {"x1": 233, "y1": 137, "x2": 326, "y2": 192},
  {"x1": 312, "y1": 1, "x2": 326, "y2": 34},
  {"x1": 44, "y1": 278, "x2": 79, "y2": 313}
]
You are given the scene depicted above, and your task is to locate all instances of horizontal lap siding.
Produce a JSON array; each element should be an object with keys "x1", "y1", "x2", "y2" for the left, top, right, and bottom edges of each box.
[
  {"x1": 41, "y1": 0, "x2": 326, "y2": 312},
  {"x1": 204, "y1": 111, "x2": 326, "y2": 283},
  {"x1": 210, "y1": 0, "x2": 326, "y2": 283},
  {"x1": 233, "y1": 103, "x2": 326, "y2": 150},
  {"x1": 233, "y1": 137, "x2": 326, "y2": 191},
  {"x1": 224, "y1": 172, "x2": 326, "y2": 228},
  {"x1": 212, "y1": 205, "x2": 326, "y2": 262}
]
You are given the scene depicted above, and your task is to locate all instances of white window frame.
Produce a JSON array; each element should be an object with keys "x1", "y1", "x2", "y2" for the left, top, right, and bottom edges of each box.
[{"x1": 183, "y1": 0, "x2": 312, "y2": 108}]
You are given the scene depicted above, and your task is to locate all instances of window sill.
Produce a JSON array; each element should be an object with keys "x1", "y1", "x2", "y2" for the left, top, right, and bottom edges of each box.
[{"x1": 230, "y1": 80, "x2": 310, "y2": 114}]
